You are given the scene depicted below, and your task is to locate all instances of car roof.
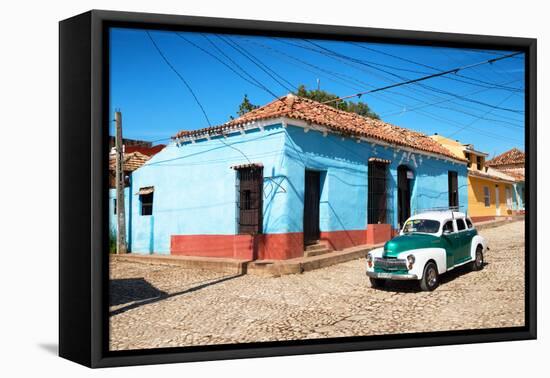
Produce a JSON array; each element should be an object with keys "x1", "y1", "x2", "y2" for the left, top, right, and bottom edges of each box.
[{"x1": 408, "y1": 211, "x2": 467, "y2": 223}]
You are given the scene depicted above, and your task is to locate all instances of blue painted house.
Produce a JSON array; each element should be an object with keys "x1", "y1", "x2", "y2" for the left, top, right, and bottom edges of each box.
[{"x1": 117, "y1": 94, "x2": 468, "y2": 260}]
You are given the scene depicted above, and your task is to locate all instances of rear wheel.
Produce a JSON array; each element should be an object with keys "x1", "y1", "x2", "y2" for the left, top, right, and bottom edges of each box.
[
  {"x1": 369, "y1": 277, "x2": 386, "y2": 289},
  {"x1": 472, "y1": 245, "x2": 484, "y2": 271},
  {"x1": 420, "y1": 262, "x2": 439, "y2": 291}
]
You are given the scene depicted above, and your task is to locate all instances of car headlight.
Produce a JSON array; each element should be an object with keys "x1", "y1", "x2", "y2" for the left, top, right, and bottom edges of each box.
[
  {"x1": 407, "y1": 254, "x2": 415, "y2": 269},
  {"x1": 366, "y1": 253, "x2": 373, "y2": 267}
]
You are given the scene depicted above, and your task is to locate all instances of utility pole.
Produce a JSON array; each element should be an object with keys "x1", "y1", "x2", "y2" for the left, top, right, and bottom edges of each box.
[{"x1": 115, "y1": 110, "x2": 127, "y2": 254}]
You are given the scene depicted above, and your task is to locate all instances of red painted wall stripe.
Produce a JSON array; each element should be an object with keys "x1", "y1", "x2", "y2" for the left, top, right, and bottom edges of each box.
[{"x1": 170, "y1": 226, "x2": 395, "y2": 260}]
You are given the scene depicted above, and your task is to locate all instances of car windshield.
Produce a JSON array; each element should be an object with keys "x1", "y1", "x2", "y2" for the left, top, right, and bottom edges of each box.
[{"x1": 402, "y1": 219, "x2": 440, "y2": 234}]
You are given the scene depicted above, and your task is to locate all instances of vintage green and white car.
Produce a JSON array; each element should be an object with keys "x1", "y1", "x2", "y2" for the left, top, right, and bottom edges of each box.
[{"x1": 366, "y1": 211, "x2": 487, "y2": 291}]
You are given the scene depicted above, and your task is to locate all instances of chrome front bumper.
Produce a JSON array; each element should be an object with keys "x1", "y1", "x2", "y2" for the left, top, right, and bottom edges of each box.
[{"x1": 366, "y1": 271, "x2": 418, "y2": 280}]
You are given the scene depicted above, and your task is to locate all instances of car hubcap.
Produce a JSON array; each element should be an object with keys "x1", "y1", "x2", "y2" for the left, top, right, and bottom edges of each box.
[
  {"x1": 428, "y1": 268, "x2": 437, "y2": 286},
  {"x1": 476, "y1": 251, "x2": 482, "y2": 266}
]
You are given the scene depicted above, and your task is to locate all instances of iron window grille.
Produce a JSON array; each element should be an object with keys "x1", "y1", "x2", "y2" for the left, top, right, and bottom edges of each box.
[
  {"x1": 236, "y1": 166, "x2": 263, "y2": 234},
  {"x1": 368, "y1": 160, "x2": 389, "y2": 224}
]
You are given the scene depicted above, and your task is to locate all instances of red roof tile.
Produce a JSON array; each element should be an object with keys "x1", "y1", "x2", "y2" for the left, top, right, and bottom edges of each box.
[
  {"x1": 174, "y1": 94, "x2": 464, "y2": 161},
  {"x1": 109, "y1": 151, "x2": 150, "y2": 172},
  {"x1": 124, "y1": 144, "x2": 166, "y2": 156},
  {"x1": 469, "y1": 168, "x2": 516, "y2": 183},
  {"x1": 486, "y1": 148, "x2": 525, "y2": 167},
  {"x1": 496, "y1": 168, "x2": 525, "y2": 181}
]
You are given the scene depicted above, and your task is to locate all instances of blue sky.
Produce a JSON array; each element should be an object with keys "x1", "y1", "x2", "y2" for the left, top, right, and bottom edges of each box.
[{"x1": 109, "y1": 27, "x2": 525, "y2": 157}]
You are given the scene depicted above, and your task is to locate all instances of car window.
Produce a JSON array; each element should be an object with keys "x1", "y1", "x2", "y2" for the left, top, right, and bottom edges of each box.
[
  {"x1": 402, "y1": 219, "x2": 440, "y2": 234},
  {"x1": 456, "y1": 218, "x2": 466, "y2": 231},
  {"x1": 442, "y1": 221, "x2": 454, "y2": 234},
  {"x1": 466, "y1": 218, "x2": 473, "y2": 229}
]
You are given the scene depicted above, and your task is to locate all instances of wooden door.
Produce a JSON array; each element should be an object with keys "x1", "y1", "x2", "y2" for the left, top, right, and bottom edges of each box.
[
  {"x1": 397, "y1": 165, "x2": 412, "y2": 228},
  {"x1": 448, "y1": 171, "x2": 459, "y2": 210},
  {"x1": 238, "y1": 167, "x2": 263, "y2": 234},
  {"x1": 303, "y1": 170, "x2": 321, "y2": 245}
]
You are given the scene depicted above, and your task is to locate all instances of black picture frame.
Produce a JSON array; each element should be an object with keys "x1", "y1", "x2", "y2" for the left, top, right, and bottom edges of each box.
[{"x1": 59, "y1": 9, "x2": 537, "y2": 368}]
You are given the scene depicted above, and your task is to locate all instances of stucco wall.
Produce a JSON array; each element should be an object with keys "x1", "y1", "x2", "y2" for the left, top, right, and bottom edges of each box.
[
  {"x1": 128, "y1": 125, "x2": 288, "y2": 254},
  {"x1": 284, "y1": 126, "x2": 468, "y2": 233},
  {"x1": 467, "y1": 176, "x2": 514, "y2": 218},
  {"x1": 118, "y1": 123, "x2": 468, "y2": 256}
]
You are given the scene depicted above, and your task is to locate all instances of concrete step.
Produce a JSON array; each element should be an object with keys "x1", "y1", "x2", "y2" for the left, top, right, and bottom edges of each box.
[
  {"x1": 111, "y1": 254, "x2": 249, "y2": 274},
  {"x1": 304, "y1": 248, "x2": 332, "y2": 258},
  {"x1": 247, "y1": 243, "x2": 384, "y2": 277},
  {"x1": 305, "y1": 243, "x2": 328, "y2": 251}
]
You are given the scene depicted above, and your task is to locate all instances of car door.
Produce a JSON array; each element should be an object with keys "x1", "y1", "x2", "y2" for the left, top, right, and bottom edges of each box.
[
  {"x1": 441, "y1": 220, "x2": 459, "y2": 269},
  {"x1": 454, "y1": 218, "x2": 471, "y2": 264}
]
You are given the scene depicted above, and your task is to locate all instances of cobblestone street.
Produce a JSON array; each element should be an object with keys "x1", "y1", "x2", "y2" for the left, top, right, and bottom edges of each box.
[{"x1": 109, "y1": 221, "x2": 525, "y2": 351}]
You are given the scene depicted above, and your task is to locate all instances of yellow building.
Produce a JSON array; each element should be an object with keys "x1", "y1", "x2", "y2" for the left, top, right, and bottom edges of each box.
[{"x1": 430, "y1": 135, "x2": 516, "y2": 222}]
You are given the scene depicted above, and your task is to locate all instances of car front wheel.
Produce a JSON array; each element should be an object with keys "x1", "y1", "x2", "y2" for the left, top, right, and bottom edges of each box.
[
  {"x1": 472, "y1": 245, "x2": 484, "y2": 271},
  {"x1": 420, "y1": 262, "x2": 439, "y2": 291}
]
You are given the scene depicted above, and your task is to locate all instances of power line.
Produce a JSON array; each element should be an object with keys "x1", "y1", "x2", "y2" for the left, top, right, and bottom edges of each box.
[
  {"x1": 302, "y1": 39, "x2": 524, "y2": 114},
  {"x1": 216, "y1": 34, "x2": 295, "y2": 93},
  {"x1": 142, "y1": 34, "x2": 523, "y2": 155},
  {"x1": 447, "y1": 92, "x2": 519, "y2": 138},
  {"x1": 146, "y1": 31, "x2": 255, "y2": 164},
  {"x1": 285, "y1": 50, "x2": 523, "y2": 113},
  {"x1": 380, "y1": 80, "x2": 524, "y2": 129},
  {"x1": 200, "y1": 34, "x2": 283, "y2": 100},
  {"x1": 145, "y1": 31, "x2": 212, "y2": 127},
  {"x1": 175, "y1": 33, "x2": 266, "y2": 91},
  {"x1": 224, "y1": 35, "x2": 297, "y2": 92},
  {"x1": 379, "y1": 79, "x2": 523, "y2": 117},
  {"x1": 245, "y1": 37, "x2": 523, "y2": 129},
  {"x1": 224, "y1": 40, "x2": 523, "y2": 145},
  {"x1": 237, "y1": 36, "x2": 366, "y2": 92},
  {"x1": 349, "y1": 42, "x2": 523, "y2": 92},
  {"x1": 283, "y1": 38, "x2": 524, "y2": 119}
]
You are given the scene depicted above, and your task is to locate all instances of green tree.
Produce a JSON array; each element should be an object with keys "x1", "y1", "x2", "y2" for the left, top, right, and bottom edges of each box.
[
  {"x1": 295, "y1": 84, "x2": 380, "y2": 119},
  {"x1": 231, "y1": 94, "x2": 259, "y2": 120}
]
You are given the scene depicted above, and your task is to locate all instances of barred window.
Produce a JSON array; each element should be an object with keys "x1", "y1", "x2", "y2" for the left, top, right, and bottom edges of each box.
[
  {"x1": 237, "y1": 167, "x2": 263, "y2": 234},
  {"x1": 138, "y1": 187, "x2": 154, "y2": 216},
  {"x1": 483, "y1": 186, "x2": 490, "y2": 207},
  {"x1": 448, "y1": 171, "x2": 459, "y2": 209},
  {"x1": 368, "y1": 160, "x2": 388, "y2": 224}
]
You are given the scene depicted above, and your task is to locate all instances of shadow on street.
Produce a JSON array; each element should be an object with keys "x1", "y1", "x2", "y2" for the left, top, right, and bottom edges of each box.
[{"x1": 109, "y1": 273, "x2": 244, "y2": 317}]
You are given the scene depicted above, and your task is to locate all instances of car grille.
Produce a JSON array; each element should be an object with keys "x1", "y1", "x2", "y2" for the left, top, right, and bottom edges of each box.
[{"x1": 374, "y1": 257, "x2": 408, "y2": 271}]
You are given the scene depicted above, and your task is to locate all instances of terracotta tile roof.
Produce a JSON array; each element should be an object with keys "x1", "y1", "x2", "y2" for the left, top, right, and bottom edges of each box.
[
  {"x1": 109, "y1": 151, "x2": 150, "y2": 172},
  {"x1": 124, "y1": 144, "x2": 166, "y2": 156},
  {"x1": 468, "y1": 167, "x2": 516, "y2": 183},
  {"x1": 486, "y1": 148, "x2": 525, "y2": 167},
  {"x1": 230, "y1": 162, "x2": 264, "y2": 170},
  {"x1": 497, "y1": 168, "x2": 525, "y2": 181},
  {"x1": 174, "y1": 94, "x2": 465, "y2": 162}
]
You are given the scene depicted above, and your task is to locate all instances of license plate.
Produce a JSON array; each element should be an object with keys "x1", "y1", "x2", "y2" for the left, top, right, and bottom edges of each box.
[{"x1": 377, "y1": 272, "x2": 392, "y2": 278}]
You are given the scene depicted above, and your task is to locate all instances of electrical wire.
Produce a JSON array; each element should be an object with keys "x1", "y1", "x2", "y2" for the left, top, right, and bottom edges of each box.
[
  {"x1": 137, "y1": 32, "x2": 524, "y2": 156},
  {"x1": 349, "y1": 42, "x2": 523, "y2": 92},
  {"x1": 239, "y1": 37, "x2": 523, "y2": 130},
  {"x1": 301, "y1": 39, "x2": 524, "y2": 114},
  {"x1": 145, "y1": 31, "x2": 212, "y2": 127}
]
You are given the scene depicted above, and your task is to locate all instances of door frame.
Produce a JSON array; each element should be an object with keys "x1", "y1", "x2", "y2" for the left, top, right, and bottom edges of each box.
[
  {"x1": 495, "y1": 184, "x2": 501, "y2": 216},
  {"x1": 397, "y1": 165, "x2": 413, "y2": 228},
  {"x1": 303, "y1": 170, "x2": 321, "y2": 245}
]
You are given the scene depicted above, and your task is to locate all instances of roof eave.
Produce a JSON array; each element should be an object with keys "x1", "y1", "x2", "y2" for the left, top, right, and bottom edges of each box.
[{"x1": 175, "y1": 116, "x2": 467, "y2": 164}]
